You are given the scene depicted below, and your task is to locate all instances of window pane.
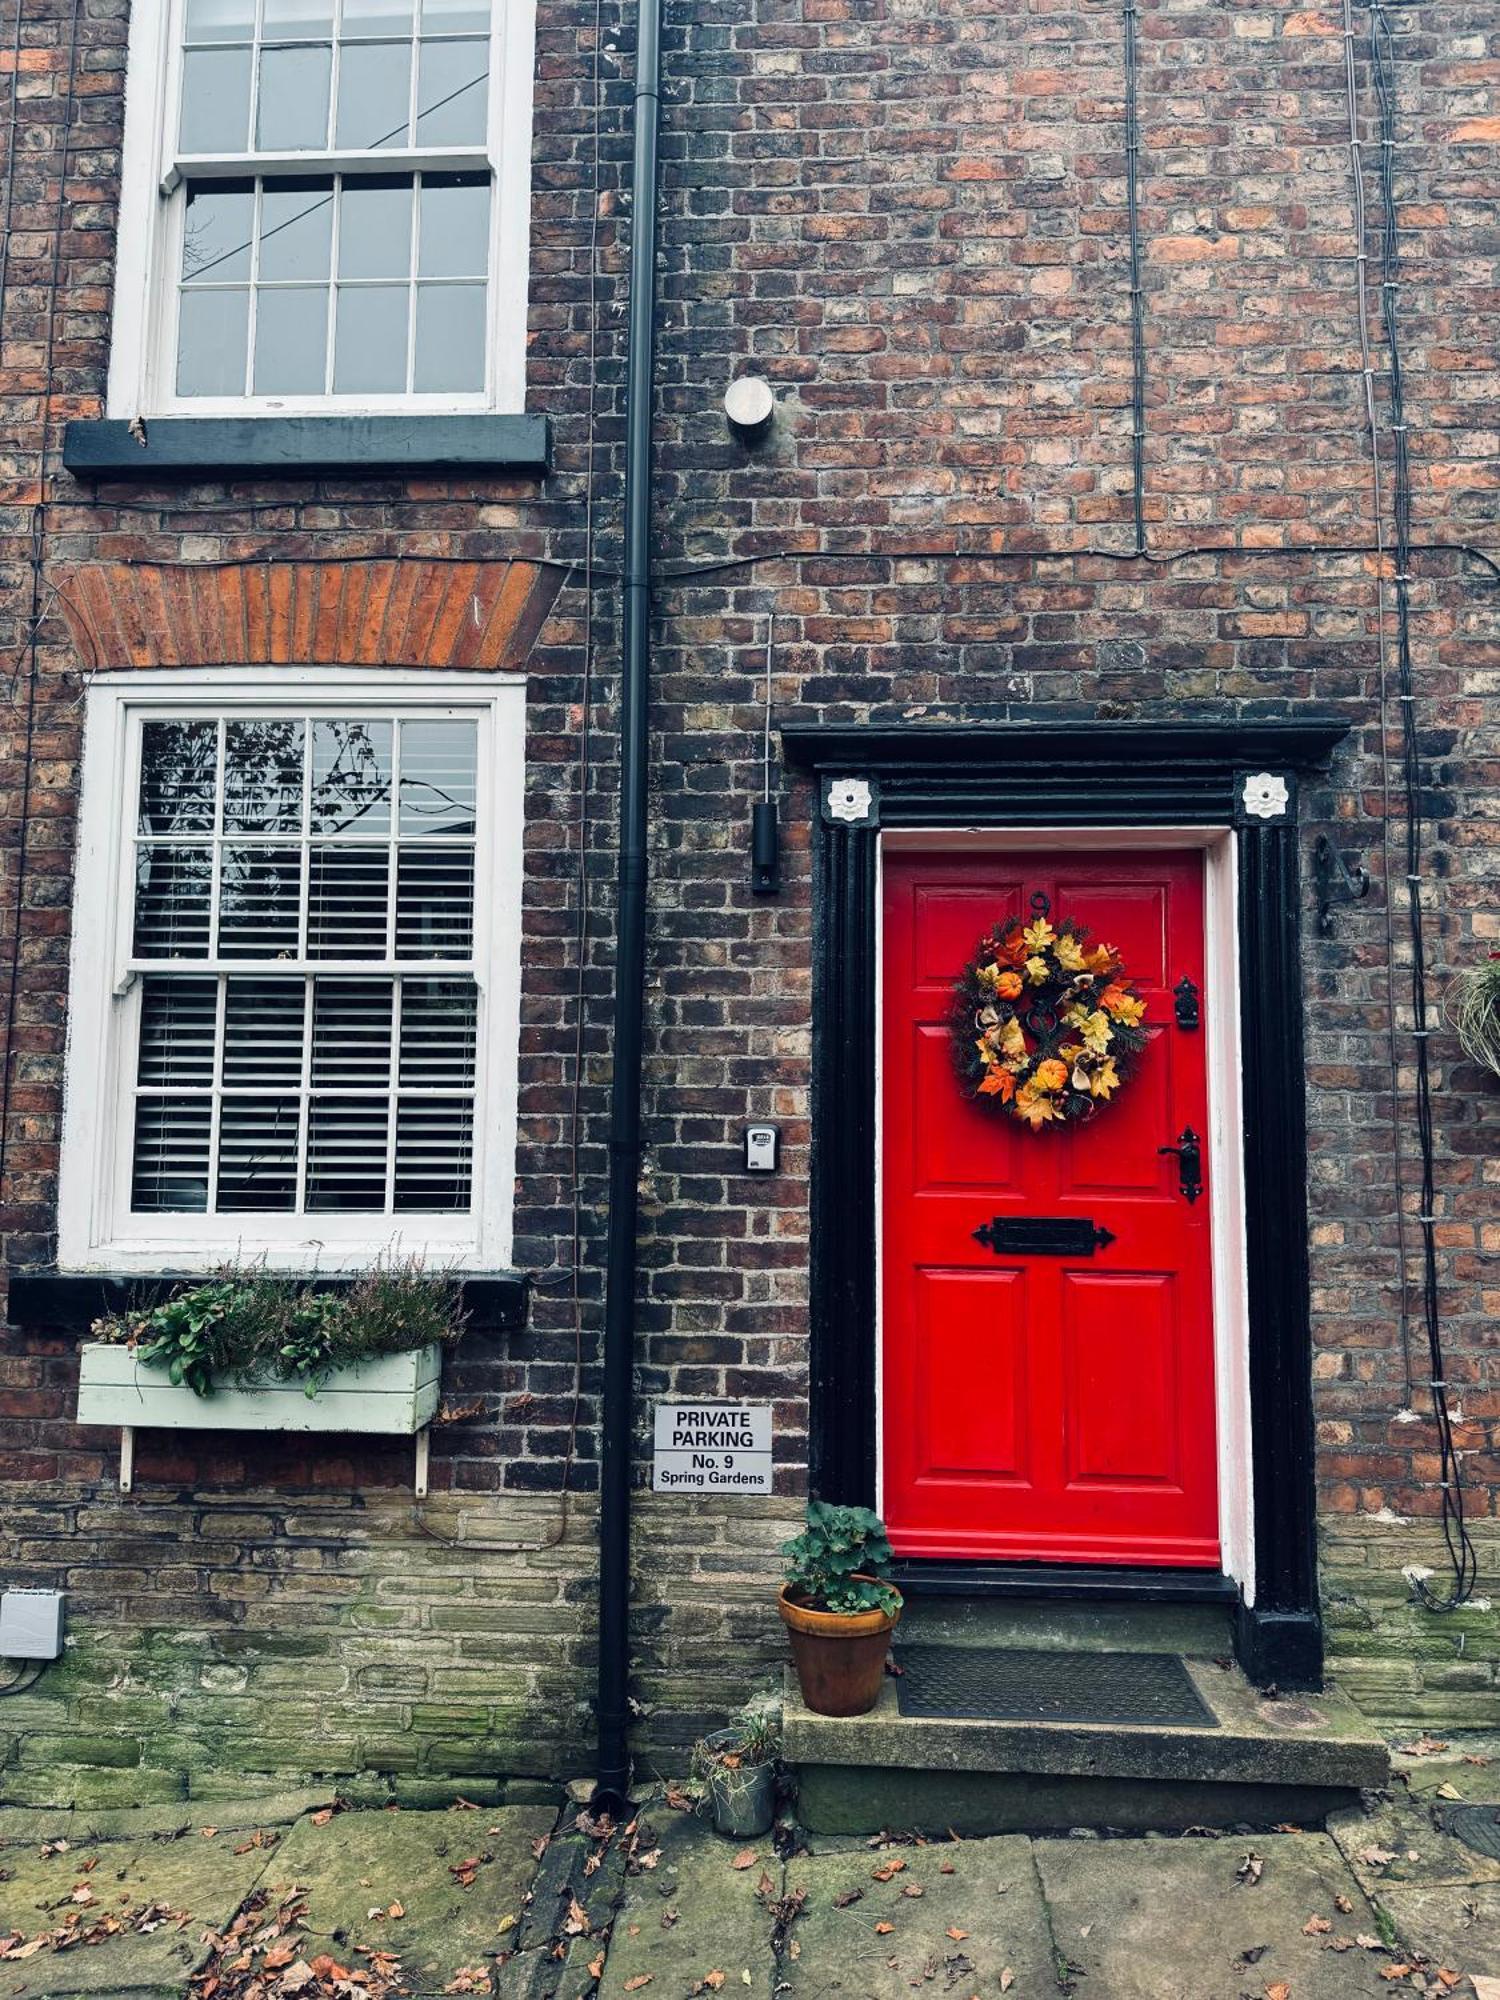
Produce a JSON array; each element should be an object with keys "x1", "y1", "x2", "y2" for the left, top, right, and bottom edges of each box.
[
  {"x1": 219, "y1": 845, "x2": 301, "y2": 957},
  {"x1": 182, "y1": 182, "x2": 255, "y2": 284},
  {"x1": 398, "y1": 719, "x2": 477, "y2": 835},
  {"x1": 137, "y1": 977, "x2": 218, "y2": 1088},
  {"x1": 413, "y1": 282, "x2": 484, "y2": 391},
  {"x1": 217, "y1": 1097, "x2": 300, "y2": 1210},
  {"x1": 132, "y1": 1100, "x2": 212, "y2": 1212},
  {"x1": 306, "y1": 1099, "x2": 388, "y2": 1209},
  {"x1": 394, "y1": 1098, "x2": 471, "y2": 1209},
  {"x1": 224, "y1": 719, "x2": 305, "y2": 833},
  {"x1": 223, "y1": 978, "x2": 305, "y2": 1087},
  {"x1": 421, "y1": 0, "x2": 491, "y2": 32},
  {"x1": 345, "y1": 0, "x2": 415, "y2": 35},
  {"x1": 256, "y1": 43, "x2": 332, "y2": 150},
  {"x1": 258, "y1": 180, "x2": 333, "y2": 281},
  {"x1": 334, "y1": 283, "x2": 409, "y2": 394},
  {"x1": 263, "y1": 0, "x2": 335, "y2": 33},
  {"x1": 418, "y1": 173, "x2": 488, "y2": 277},
  {"x1": 336, "y1": 39, "x2": 412, "y2": 150},
  {"x1": 135, "y1": 846, "x2": 212, "y2": 957},
  {"x1": 312, "y1": 979, "x2": 393, "y2": 1087},
  {"x1": 400, "y1": 978, "x2": 476, "y2": 1086},
  {"x1": 139, "y1": 721, "x2": 218, "y2": 834},
  {"x1": 416, "y1": 36, "x2": 488, "y2": 145},
  {"x1": 180, "y1": 46, "x2": 252, "y2": 153},
  {"x1": 396, "y1": 847, "x2": 474, "y2": 958},
  {"x1": 311, "y1": 720, "x2": 393, "y2": 834},
  {"x1": 177, "y1": 288, "x2": 250, "y2": 397},
  {"x1": 254, "y1": 285, "x2": 329, "y2": 394},
  {"x1": 184, "y1": 0, "x2": 256, "y2": 44},
  {"x1": 338, "y1": 180, "x2": 412, "y2": 279},
  {"x1": 309, "y1": 846, "x2": 390, "y2": 957}
]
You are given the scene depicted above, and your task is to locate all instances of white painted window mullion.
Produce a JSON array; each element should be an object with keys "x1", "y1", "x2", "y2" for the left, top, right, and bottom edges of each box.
[
  {"x1": 207, "y1": 716, "x2": 226, "y2": 958},
  {"x1": 385, "y1": 977, "x2": 401, "y2": 1213},
  {"x1": 205, "y1": 972, "x2": 227, "y2": 1214},
  {"x1": 294, "y1": 973, "x2": 313, "y2": 1216}
]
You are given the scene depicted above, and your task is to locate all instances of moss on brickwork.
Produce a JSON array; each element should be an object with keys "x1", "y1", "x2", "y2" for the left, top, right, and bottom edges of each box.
[{"x1": 1322, "y1": 1520, "x2": 1500, "y2": 1728}]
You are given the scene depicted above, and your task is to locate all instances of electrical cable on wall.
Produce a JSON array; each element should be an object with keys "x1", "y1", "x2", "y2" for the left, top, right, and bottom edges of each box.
[{"x1": 1365, "y1": 0, "x2": 1477, "y2": 1610}]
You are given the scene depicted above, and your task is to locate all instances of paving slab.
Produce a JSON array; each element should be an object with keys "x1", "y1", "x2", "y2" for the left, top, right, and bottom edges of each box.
[
  {"x1": 1329, "y1": 1792, "x2": 1500, "y2": 1889},
  {"x1": 0, "y1": 1826, "x2": 273, "y2": 1997},
  {"x1": 599, "y1": 1806, "x2": 776, "y2": 2000},
  {"x1": 779, "y1": 1834, "x2": 1055, "y2": 1999},
  {"x1": 1033, "y1": 1831, "x2": 1399, "y2": 2000},
  {"x1": 259, "y1": 1804, "x2": 556, "y2": 1997},
  {"x1": 1378, "y1": 1881, "x2": 1500, "y2": 1976}
]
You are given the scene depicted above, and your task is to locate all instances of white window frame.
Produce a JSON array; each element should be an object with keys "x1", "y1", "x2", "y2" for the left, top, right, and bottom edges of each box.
[
  {"x1": 59, "y1": 669, "x2": 526, "y2": 1274},
  {"x1": 107, "y1": 0, "x2": 536, "y2": 419}
]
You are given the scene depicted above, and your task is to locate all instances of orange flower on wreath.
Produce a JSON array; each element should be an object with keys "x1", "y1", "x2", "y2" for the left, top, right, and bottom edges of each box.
[{"x1": 978, "y1": 1066, "x2": 1017, "y2": 1102}]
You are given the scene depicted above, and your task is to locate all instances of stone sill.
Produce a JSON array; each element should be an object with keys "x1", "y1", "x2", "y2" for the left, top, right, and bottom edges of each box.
[
  {"x1": 62, "y1": 414, "x2": 551, "y2": 479},
  {"x1": 5, "y1": 1269, "x2": 529, "y2": 1334}
]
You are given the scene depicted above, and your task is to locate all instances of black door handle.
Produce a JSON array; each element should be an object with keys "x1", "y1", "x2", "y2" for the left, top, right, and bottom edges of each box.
[{"x1": 1158, "y1": 1126, "x2": 1203, "y2": 1205}]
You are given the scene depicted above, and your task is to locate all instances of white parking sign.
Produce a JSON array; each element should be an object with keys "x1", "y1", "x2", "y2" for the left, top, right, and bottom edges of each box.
[{"x1": 651, "y1": 1402, "x2": 773, "y2": 1493}]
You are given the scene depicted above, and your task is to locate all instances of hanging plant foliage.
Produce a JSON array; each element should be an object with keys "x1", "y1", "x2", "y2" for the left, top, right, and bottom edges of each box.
[
  {"x1": 950, "y1": 894, "x2": 1150, "y2": 1132},
  {"x1": 1446, "y1": 953, "x2": 1500, "y2": 1080}
]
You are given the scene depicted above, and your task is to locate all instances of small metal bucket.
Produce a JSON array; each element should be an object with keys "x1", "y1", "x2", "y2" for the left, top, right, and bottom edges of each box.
[{"x1": 700, "y1": 1727, "x2": 776, "y2": 1838}]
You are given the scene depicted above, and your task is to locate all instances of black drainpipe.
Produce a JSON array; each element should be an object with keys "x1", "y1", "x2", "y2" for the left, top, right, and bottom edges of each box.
[{"x1": 592, "y1": 0, "x2": 663, "y2": 1813}]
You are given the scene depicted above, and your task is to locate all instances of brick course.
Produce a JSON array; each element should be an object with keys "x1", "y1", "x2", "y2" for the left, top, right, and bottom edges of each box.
[{"x1": 0, "y1": 0, "x2": 1497, "y2": 1797}]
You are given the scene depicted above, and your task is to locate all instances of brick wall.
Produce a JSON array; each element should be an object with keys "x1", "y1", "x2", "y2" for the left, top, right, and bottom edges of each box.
[{"x1": 1, "y1": 0, "x2": 1498, "y2": 1803}]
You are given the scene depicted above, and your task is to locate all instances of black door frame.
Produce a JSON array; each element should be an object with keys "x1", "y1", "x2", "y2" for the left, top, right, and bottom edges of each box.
[{"x1": 781, "y1": 717, "x2": 1351, "y2": 1690}]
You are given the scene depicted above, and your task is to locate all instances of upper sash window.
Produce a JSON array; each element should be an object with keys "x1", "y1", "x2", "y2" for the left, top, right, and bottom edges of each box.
[{"x1": 108, "y1": 0, "x2": 534, "y2": 416}]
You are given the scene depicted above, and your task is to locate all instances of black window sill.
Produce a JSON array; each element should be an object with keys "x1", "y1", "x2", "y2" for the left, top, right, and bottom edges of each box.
[
  {"x1": 5, "y1": 1269, "x2": 529, "y2": 1334},
  {"x1": 62, "y1": 414, "x2": 550, "y2": 480}
]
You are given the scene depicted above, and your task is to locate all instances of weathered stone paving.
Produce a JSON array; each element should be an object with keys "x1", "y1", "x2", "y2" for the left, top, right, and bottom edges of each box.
[{"x1": 5, "y1": 1749, "x2": 1500, "y2": 1998}]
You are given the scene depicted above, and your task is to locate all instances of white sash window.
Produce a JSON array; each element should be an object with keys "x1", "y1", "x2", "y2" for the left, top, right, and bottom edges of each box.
[
  {"x1": 107, "y1": 0, "x2": 535, "y2": 416},
  {"x1": 60, "y1": 672, "x2": 524, "y2": 1270}
]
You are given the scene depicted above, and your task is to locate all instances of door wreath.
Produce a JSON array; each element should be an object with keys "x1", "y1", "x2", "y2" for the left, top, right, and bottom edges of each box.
[{"x1": 951, "y1": 893, "x2": 1149, "y2": 1131}]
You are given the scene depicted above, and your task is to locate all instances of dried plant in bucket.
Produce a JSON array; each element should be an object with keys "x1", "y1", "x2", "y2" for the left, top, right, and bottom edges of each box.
[
  {"x1": 1446, "y1": 954, "x2": 1500, "y2": 1081},
  {"x1": 691, "y1": 1694, "x2": 780, "y2": 1838}
]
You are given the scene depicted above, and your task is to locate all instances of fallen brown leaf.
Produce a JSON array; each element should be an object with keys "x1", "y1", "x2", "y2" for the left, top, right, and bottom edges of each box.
[
  {"x1": 900, "y1": 1883, "x2": 924, "y2": 1898},
  {"x1": 731, "y1": 1849, "x2": 757, "y2": 1871},
  {"x1": 562, "y1": 1895, "x2": 590, "y2": 1936},
  {"x1": 874, "y1": 1921, "x2": 895, "y2": 1935},
  {"x1": 1302, "y1": 1916, "x2": 1331, "y2": 1935},
  {"x1": 622, "y1": 1979, "x2": 653, "y2": 1993},
  {"x1": 946, "y1": 1927, "x2": 968, "y2": 1942},
  {"x1": 1264, "y1": 1984, "x2": 1291, "y2": 2000},
  {"x1": 1237, "y1": 1852, "x2": 1264, "y2": 1886},
  {"x1": 832, "y1": 1888, "x2": 862, "y2": 1909},
  {"x1": 309, "y1": 1807, "x2": 335, "y2": 1826},
  {"x1": 587, "y1": 1950, "x2": 605, "y2": 1978},
  {"x1": 871, "y1": 1858, "x2": 907, "y2": 1883},
  {"x1": 1334, "y1": 1894, "x2": 1353, "y2": 1914}
]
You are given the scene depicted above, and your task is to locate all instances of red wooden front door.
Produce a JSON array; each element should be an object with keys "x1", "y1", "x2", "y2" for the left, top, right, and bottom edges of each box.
[{"x1": 881, "y1": 848, "x2": 1220, "y2": 1568}]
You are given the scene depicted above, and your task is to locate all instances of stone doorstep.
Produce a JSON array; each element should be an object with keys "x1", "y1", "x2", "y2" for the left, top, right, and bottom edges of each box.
[{"x1": 783, "y1": 1658, "x2": 1391, "y2": 1795}]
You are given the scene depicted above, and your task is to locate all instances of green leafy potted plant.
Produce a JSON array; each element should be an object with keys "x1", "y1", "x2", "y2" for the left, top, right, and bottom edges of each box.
[
  {"x1": 691, "y1": 1693, "x2": 780, "y2": 1838},
  {"x1": 777, "y1": 1501, "x2": 902, "y2": 1717}
]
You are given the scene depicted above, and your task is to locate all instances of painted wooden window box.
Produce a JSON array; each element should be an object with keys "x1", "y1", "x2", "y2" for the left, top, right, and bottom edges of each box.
[{"x1": 75, "y1": 1342, "x2": 442, "y2": 1495}]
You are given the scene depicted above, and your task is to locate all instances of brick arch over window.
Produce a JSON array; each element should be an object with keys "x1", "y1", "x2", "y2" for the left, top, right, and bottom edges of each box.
[{"x1": 52, "y1": 559, "x2": 563, "y2": 674}]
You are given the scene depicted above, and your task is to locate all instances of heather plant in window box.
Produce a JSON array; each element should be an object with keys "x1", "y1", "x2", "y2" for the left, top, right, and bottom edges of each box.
[
  {"x1": 777, "y1": 1501, "x2": 902, "y2": 1717},
  {"x1": 76, "y1": 1263, "x2": 463, "y2": 1439}
]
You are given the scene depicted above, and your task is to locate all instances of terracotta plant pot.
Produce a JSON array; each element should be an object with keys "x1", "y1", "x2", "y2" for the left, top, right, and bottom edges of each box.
[{"x1": 778, "y1": 1581, "x2": 902, "y2": 1717}]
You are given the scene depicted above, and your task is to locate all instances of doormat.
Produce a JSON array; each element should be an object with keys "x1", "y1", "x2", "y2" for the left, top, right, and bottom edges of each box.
[
  {"x1": 892, "y1": 1645, "x2": 1218, "y2": 1729},
  {"x1": 1443, "y1": 1804, "x2": 1500, "y2": 1862}
]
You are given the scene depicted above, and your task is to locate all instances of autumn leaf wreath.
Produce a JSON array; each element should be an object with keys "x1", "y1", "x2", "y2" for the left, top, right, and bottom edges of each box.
[{"x1": 951, "y1": 898, "x2": 1149, "y2": 1131}]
